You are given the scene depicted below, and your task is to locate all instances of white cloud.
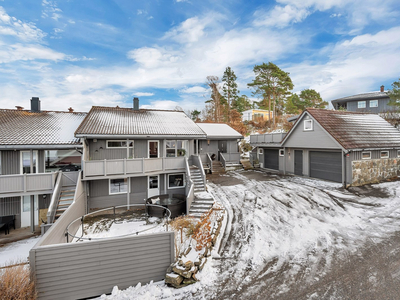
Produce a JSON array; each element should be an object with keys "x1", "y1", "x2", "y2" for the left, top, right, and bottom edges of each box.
[
  {"x1": 180, "y1": 86, "x2": 207, "y2": 94},
  {"x1": 140, "y1": 100, "x2": 179, "y2": 110},
  {"x1": 253, "y1": 5, "x2": 310, "y2": 28},
  {"x1": 42, "y1": 0, "x2": 63, "y2": 21},
  {"x1": 134, "y1": 92, "x2": 154, "y2": 97},
  {"x1": 127, "y1": 47, "x2": 180, "y2": 68},
  {"x1": 0, "y1": 43, "x2": 66, "y2": 63}
]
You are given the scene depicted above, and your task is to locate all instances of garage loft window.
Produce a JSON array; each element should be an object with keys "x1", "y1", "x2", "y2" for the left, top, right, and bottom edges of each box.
[
  {"x1": 370, "y1": 100, "x2": 378, "y2": 108},
  {"x1": 362, "y1": 151, "x2": 371, "y2": 159},
  {"x1": 168, "y1": 173, "x2": 185, "y2": 189},
  {"x1": 358, "y1": 101, "x2": 366, "y2": 108},
  {"x1": 279, "y1": 149, "x2": 285, "y2": 156},
  {"x1": 109, "y1": 178, "x2": 128, "y2": 194},
  {"x1": 304, "y1": 119, "x2": 313, "y2": 131},
  {"x1": 381, "y1": 151, "x2": 389, "y2": 158}
]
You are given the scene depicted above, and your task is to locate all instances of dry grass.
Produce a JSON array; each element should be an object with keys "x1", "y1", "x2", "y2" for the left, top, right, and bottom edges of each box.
[{"x1": 0, "y1": 264, "x2": 36, "y2": 300}]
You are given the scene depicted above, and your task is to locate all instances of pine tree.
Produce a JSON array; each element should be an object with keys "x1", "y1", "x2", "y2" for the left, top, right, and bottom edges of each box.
[
  {"x1": 388, "y1": 78, "x2": 400, "y2": 109},
  {"x1": 299, "y1": 89, "x2": 327, "y2": 109},
  {"x1": 222, "y1": 67, "x2": 239, "y2": 122}
]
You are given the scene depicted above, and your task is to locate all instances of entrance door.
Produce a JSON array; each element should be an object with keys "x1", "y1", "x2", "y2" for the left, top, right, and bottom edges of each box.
[
  {"x1": 148, "y1": 175, "x2": 160, "y2": 198},
  {"x1": 21, "y1": 195, "x2": 38, "y2": 227},
  {"x1": 294, "y1": 150, "x2": 303, "y2": 175},
  {"x1": 148, "y1": 141, "x2": 159, "y2": 158}
]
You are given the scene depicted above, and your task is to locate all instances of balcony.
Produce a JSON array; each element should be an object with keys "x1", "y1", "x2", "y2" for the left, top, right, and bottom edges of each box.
[
  {"x1": 82, "y1": 157, "x2": 186, "y2": 179},
  {"x1": 0, "y1": 173, "x2": 57, "y2": 198},
  {"x1": 250, "y1": 132, "x2": 286, "y2": 145}
]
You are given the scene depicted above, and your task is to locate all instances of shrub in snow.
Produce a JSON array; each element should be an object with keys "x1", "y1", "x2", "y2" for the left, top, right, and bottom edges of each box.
[{"x1": 0, "y1": 264, "x2": 36, "y2": 299}]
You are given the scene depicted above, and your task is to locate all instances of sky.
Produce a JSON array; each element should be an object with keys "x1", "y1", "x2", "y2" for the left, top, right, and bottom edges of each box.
[{"x1": 0, "y1": 0, "x2": 399, "y2": 113}]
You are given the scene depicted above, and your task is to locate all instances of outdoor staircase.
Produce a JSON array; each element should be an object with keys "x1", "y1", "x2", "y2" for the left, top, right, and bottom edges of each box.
[
  {"x1": 211, "y1": 161, "x2": 225, "y2": 174},
  {"x1": 188, "y1": 192, "x2": 214, "y2": 218},
  {"x1": 55, "y1": 187, "x2": 75, "y2": 221},
  {"x1": 189, "y1": 166, "x2": 206, "y2": 192}
]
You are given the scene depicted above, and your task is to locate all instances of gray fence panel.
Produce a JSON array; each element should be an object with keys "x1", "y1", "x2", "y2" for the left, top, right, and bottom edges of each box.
[{"x1": 31, "y1": 231, "x2": 174, "y2": 300}]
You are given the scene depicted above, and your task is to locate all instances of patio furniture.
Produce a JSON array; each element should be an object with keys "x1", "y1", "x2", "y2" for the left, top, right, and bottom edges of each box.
[{"x1": 0, "y1": 215, "x2": 15, "y2": 235}]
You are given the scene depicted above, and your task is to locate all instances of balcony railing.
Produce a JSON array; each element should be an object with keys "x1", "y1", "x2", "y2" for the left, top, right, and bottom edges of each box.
[
  {"x1": 0, "y1": 172, "x2": 57, "y2": 197},
  {"x1": 82, "y1": 157, "x2": 186, "y2": 178},
  {"x1": 250, "y1": 132, "x2": 286, "y2": 144}
]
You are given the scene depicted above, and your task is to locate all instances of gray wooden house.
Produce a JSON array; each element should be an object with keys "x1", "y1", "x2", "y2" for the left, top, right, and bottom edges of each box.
[
  {"x1": 251, "y1": 109, "x2": 400, "y2": 186},
  {"x1": 331, "y1": 85, "x2": 394, "y2": 113},
  {"x1": 196, "y1": 123, "x2": 243, "y2": 172},
  {"x1": 74, "y1": 100, "x2": 207, "y2": 211},
  {"x1": 0, "y1": 97, "x2": 86, "y2": 231}
]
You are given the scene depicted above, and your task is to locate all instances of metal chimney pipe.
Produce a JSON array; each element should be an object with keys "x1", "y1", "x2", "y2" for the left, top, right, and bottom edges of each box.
[
  {"x1": 133, "y1": 97, "x2": 139, "y2": 110},
  {"x1": 380, "y1": 85, "x2": 384, "y2": 92},
  {"x1": 30, "y1": 97, "x2": 41, "y2": 112}
]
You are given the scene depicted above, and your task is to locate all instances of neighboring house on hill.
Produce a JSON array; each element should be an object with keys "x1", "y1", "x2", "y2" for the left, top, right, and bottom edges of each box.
[
  {"x1": 242, "y1": 109, "x2": 273, "y2": 122},
  {"x1": 331, "y1": 85, "x2": 394, "y2": 113},
  {"x1": 0, "y1": 97, "x2": 86, "y2": 231},
  {"x1": 74, "y1": 100, "x2": 207, "y2": 211},
  {"x1": 250, "y1": 108, "x2": 400, "y2": 186},
  {"x1": 196, "y1": 123, "x2": 243, "y2": 171}
]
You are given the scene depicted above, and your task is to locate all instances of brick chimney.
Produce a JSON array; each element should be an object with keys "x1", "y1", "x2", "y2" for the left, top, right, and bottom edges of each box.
[
  {"x1": 15, "y1": 106, "x2": 24, "y2": 111},
  {"x1": 133, "y1": 97, "x2": 139, "y2": 111},
  {"x1": 380, "y1": 85, "x2": 384, "y2": 92},
  {"x1": 68, "y1": 107, "x2": 74, "y2": 112},
  {"x1": 30, "y1": 97, "x2": 41, "y2": 112}
]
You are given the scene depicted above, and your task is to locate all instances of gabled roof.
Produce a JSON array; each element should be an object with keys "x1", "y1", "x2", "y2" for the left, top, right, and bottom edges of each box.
[
  {"x1": 0, "y1": 109, "x2": 87, "y2": 148},
  {"x1": 283, "y1": 109, "x2": 400, "y2": 150},
  {"x1": 75, "y1": 106, "x2": 206, "y2": 138},
  {"x1": 196, "y1": 123, "x2": 243, "y2": 139},
  {"x1": 331, "y1": 91, "x2": 389, "y2": 104}
]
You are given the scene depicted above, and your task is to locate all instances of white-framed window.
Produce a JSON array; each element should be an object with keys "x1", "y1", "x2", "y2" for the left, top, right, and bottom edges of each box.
[
  {"x1": 304, "y1": 119, "x2": 313, "y2": 131},
  {"x1": 398, "y1": 150, "x2": 400, "y2": 158},
  {"x1": 148, "y1": 140, "x2": 159, "y2": 158},
  {"x1": 168, "y1": 173, "x2": 185, "y2": 189},
  {"x1": 381, "y1": 151, "x2": 389, "y2": 158},
  {"x1": 106, "y1": 140, "x2": 134, "y2": 149},
  {"x1": 166, "y1": 140, "x2": 188, "y2": 157},
  {"x1": 362, "y1": 151, "x2": 371, "y2": 159},
  {"x1": 369, "y1": 100, "x2": 378, "y2": 108},
  {"x1": 258, "y1": 148, "x2": 263, "y2": 155},
  {"x1": 20, "y1": 151, "x2": 38, "y2": 174},
  {"x1": 109, "y1": 178, "x2": 129, "y2": 194},
  {"x1": 279, "y1": 149, "x2": 285, "y2": 156},
  {"x1": 358, "y1": 101, "x2": 366, "y2": 108}
]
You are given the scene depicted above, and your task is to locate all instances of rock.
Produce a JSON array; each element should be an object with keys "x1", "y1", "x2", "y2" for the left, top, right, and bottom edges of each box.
[
  {"x1": 194, "y1": 256, "x2": 202, "y2": 266},
  {"x1": 166, "y1": 263, "x2": 174, "y2": 274},
  {"x1": 173, "y1": 266, "x2": 193, "y2": 279},
  {"x1": 183, "y1": 278, "x2": 197, "y2": 285},
  {"x1": 184, "y1": 246, "x2": 192, "y2": 256},
  {"x1": 184, "y1": 260, "x2": 193, "y2": 271},
  {"x1": 178, "y1": 259, "x2": 184, "y2": 266},
  {"x1": 192, "y1": 273, "x2": 199, "y2": 281},
  {"x1": 165, "y1": 273, "x2": 183, "y2": 286},
  {"x1": 199, "y1": 258, "x2": 207, "y2": 271}
]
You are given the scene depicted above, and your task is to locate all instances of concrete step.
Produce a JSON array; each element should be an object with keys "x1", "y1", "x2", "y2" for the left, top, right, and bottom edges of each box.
[{"x1": 191, "y1": 204, "x2": 213, "y2": 209}]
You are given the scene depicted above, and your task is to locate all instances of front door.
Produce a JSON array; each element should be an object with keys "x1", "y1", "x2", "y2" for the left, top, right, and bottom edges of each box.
[
  {"x1": 21, "y1": 195, "x2": 38, "y2": 227},
  {"x1": 148, "y1": 141, "x2": 159, "y2": 158},
  {"x1": 148, "y1": 175, "x2": 160, "y2": 198}
]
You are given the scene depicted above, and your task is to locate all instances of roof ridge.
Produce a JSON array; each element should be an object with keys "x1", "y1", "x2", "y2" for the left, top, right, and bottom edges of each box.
[{"x1": 91, "y1": 106, "x2": 185, "y2": 113}]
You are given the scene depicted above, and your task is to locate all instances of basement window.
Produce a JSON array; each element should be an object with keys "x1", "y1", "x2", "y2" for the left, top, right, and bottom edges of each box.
[
  {"x1": 109, "y1": 178, "x2": 128, "y2": 194},
  {"x1": 381, "y1": 151, "x2": 389, "y2": 158},
  {"x1": 304, "y1": 119, "x2": 313, "y2": 131},
  {"x1": 358, "y1": 101, "x2": 366, "y2": 108},
  {"x1": 362, "y1": 152, "x2": 371, "y2": 159},
  {"x1": 168, "y1": 173, "x2": 185, "y2": 189},
  {"x1": 279, "y1": 149, "x2": 285, "y2": 156}
]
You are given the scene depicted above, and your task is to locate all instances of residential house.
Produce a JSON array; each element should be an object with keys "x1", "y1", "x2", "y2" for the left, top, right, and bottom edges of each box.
[
  {"x1": 331, "y1": 85, "x2": 394, "y2": 113},
  {"x1": 251, "y1": 109, "x2": 400, "y2": 186},
  {"x1": 196, "y1": 123, "x2": 243, "y2": 172},
  {"x1": 242, "y1": 109, "x2": 273, "y2": 122},
  {"x1": 74, "y1": 99, "x2": 207, "y2": 211},
  {"x1": 0, "y1": 97, "x2": 86, "y2": 230}
]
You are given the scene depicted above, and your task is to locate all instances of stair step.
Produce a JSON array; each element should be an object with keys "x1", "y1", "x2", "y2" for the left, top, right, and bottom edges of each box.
[{"x1": 191, "y1": 204, "x2": 212, "y2": 209}]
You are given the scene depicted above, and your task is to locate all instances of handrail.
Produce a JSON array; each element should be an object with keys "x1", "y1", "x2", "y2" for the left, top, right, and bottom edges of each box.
[
  {"x1": 220, "y1": 153, "x2": 227, "y2": 169},
  {"x1": 65, "y1": 204, "x2": 171, "y2": 242},
  {"x1": 186, "y1": 179, "x2": 194, "y2": 215},
  {"x1": 192, "y1": 155, "x2": 206, "y2": 190},
  {"x1": 184, "y1": 157, "x2": 192, "y2": 189},
  {"x1": 206, "y1": 153, "x2": 213, "y2": 173},
  {"x1": 47, "y1": 171, "x2": 62, "y2": 224}
]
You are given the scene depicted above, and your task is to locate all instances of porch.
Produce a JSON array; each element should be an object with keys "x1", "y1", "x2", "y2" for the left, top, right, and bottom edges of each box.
[{"x1": 0, "y1": 173, "x2": 57, "y2": 198}]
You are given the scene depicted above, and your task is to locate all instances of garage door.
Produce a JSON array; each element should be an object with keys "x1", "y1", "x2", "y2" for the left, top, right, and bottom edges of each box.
[
  {"x1": 309, "y1": 151, "x2": 342, "y2": 182},
  {"x1": 264, "y1": 149, "x2": 279, "y2": 170}
]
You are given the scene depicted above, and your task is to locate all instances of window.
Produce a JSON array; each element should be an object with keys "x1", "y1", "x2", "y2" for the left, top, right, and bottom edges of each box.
[
  {"x1": 23, "y1": 196, "x2": 31, "y2": 212},
  {"x1": 168, "y1": 174, "x2": 185, "y2": 189},
  {"x1": 304, "y1": 119, "x2": 313, "y2": 131},
  {"x1": 21, "y1": 151, "x2": 38, "y2": 174},
  {"x1": 106, "y1": 140, "x2": 134, "y2": 148},
  {"x1": 381, "y1": 151, "x2": 389, "y2": 158},
  {"x1": 166, "y1": 140, "x2": 188, "y2": 157},
  {"x1": 109, "y1": 178, "x2": 128, "y2": 194},
  {"x1": 148, "y1": 141, "x2": 159, "y2": 158},
  {"x1": 279, "y1": 149, "x2": 285, "y2": 156},
  {"x1": 398, "y1": 150, "x2": 400, "y2": 158},
  {"x1": 369, "y1": 100, "x2": 378, "y2": 108},
  {"x1": 362, "y1": 152, "x2": 371, "y2": 159},
  {"x1": 45, "y1": 150, "x2": 81, "y2": 172},
  {"x1": 358, "y1": 101, "x2": 366, "y2": 108},
  {"x1": 258, "y1": 148, "x2": 263, "y2": 155}
]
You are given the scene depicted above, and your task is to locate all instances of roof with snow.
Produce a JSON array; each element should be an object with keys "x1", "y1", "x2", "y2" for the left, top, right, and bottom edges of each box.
[
  {"x1": 196, "y1": 123, "x2": 243, "y2": 139},
  {"x1": 291, "y1": 109, "x2": 400, "y2": 150},
  {"x1": 75, "y1": 106, "x2": 207, "y2": 138},
  {"x1": 331, "y1": 91, "x2": 389, "y2": 105},
  {"x1": 0, "y1": 109, "x2": 87, "y2": 148}
]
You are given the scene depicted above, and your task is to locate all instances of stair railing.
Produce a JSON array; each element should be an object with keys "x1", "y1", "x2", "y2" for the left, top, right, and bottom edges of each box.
[
  {"x1": 206, "y1": 153, "x2": 213, "y2": 173},
  {"x1": 220, "y1": 153, "x2": 227, "y2": 170},
  {"x1": 184, "y1": 157, "x2": 192, "y2": 188},
  {"x1": 192, "y1": 155, "x2": 206, "y2": 190},
  {"x1": 47, "y1": 171, "x2": 63, "y2": 224}
]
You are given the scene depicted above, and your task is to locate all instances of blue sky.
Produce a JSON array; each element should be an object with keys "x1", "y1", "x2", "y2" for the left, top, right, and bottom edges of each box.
[{"x1": 0, "y1": 0, "x2": 399, "y2": 113}]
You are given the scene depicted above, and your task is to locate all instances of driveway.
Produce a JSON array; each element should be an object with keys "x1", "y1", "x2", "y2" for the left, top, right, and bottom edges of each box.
[{"x1": 199, "y1": 170, "x2": 400, "y2": 300}]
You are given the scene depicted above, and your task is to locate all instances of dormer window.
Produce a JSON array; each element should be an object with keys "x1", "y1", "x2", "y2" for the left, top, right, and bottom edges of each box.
[
  {"x1": 358, "y1": 101, "x2": 366, "y2": 108},
  {"x1": 304, "y1": 119, "x2": 313, "y2": 131}
]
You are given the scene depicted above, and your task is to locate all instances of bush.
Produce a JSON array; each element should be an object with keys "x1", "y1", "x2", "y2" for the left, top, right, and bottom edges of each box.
[{"x1": 0, "y1": 265, "x2": 36, "y2": 300}]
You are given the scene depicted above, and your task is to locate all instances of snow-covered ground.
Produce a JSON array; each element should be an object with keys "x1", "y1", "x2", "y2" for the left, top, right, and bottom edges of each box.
[
  {"x1": 94, "y1": 170, "x2": 400, "y2": 299},
  {"x1": 0, "y1": 237, "x2": 40, "y2": 267}
]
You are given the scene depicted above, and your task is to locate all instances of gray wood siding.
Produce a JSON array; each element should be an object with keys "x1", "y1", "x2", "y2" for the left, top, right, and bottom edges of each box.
[
  {"x1": 1, "y1": 150, "x2": 20, "y2": 175},
  {"x1": 38, "y1": 150, "x2": 45, "y2": 173},
  {"x1": 135, "y1": 139, "x2": 148, "y2": 158},
  {"x1": 89, "y1": 140, "x2": 127, "y2": 160},
  {"x1": 199, "y1": 140, "x2": 219, "y2": 156},
  {"x1": 346, "y1": 98, "x2": 394, "y2": 113},
  {"x1": 30, "y1": 232, "x2": 174, "y2": 300},
  {"x1": 284, "y1": 115, "x2": 340, "y2": 149}
]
